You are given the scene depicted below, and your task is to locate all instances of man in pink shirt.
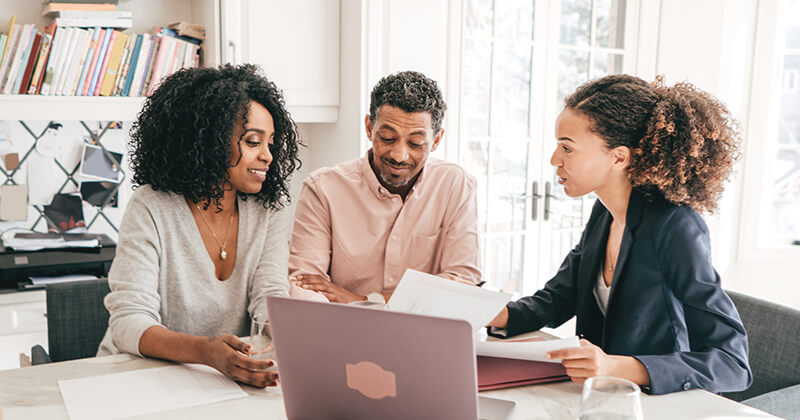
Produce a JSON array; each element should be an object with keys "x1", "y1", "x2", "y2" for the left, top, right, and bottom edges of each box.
[{"x1": 290, "y1": 71, "x2": 480, "y2": 304}]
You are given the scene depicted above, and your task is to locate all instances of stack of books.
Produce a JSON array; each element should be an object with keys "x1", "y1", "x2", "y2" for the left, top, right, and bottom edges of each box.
[
  {"x1": 42, "y1": 0, "x2": 132, "y2": 29},
  {"x1": 0, "y1": 12, "x2": 202, "y2": 96}
]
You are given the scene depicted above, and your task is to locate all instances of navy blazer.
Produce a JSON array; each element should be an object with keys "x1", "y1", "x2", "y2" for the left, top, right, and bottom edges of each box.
[{"x1": 505, "y1": 189, "x2": 752, "y2": 395}]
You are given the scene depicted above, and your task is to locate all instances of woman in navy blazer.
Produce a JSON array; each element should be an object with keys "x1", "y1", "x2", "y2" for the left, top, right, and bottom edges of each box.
[{"x1": 489, "y1": 75, "x2": 751, "y2": 395}]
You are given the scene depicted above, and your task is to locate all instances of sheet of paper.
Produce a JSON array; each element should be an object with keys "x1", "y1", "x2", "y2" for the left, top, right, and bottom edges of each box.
[
  {"x1": 475, "y1": 336, "x2": 580, "y2": 362},
  {"x1": 58, "y1": 364, "x2": 248, "y2": 420},
  {"x1": 0, "y1": 184, "x2": 27, "y2": 220},
  {"x1": 386, "y1": 269, "x2": 511, "y2": 331}
]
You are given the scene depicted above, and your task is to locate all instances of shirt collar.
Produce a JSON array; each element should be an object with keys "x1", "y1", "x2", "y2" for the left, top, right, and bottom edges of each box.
[{"x1": 359, "y1": 149, "x2": 430, "y2": 200}]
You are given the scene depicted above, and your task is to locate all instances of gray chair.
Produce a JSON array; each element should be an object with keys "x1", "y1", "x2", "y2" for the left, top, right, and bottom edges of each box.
[
  {"x1": 31, "y1": 278, "x2": 111, "y2": 364},
  {"x1": 724, "y1": 290, "x2": 800, "y2": 419}
]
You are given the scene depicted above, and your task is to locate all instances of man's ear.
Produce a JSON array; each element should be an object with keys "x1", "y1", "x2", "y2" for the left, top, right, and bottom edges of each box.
[
  {"x1": 364, "y1": 114, "x2": 373, "y2": 141},
  {"x1": 431, "y1": 129, "x2": 445, "y2": 152}
]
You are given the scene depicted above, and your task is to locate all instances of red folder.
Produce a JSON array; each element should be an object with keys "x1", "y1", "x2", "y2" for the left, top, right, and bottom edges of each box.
[{"x1": 476, "y1": 336, "x2": 570, "y2": 391}]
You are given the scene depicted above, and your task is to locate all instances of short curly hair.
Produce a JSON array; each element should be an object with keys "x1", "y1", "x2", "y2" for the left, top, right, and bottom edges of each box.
[
  {"x1": 129, "y1": 64, "x2": 301, "y2": 210},
  {"x1": 369, "y1": 71, "x2": 447, "y2": 132},
  {"x1": 564, "y1": 74, "x2": 741, "y2": 213}
]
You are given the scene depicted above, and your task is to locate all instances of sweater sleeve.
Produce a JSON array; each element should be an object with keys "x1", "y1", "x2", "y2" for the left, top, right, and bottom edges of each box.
[
  {"x1": 103, "y1": 192, "x2": 163, "y2": 357},
  {"x1": 248, "y1": 205, "x2": 291, "y2": 320},
  {"x1": 634, "y1": 208, "x2": 752, "y2": 395}
]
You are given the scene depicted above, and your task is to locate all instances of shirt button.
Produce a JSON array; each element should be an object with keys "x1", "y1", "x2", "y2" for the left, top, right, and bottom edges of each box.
[
  {"x1": 391, "y1": 235, "x2": 397, "y2": 240},
  {"x1": 683, "y1": 381, "x2": 691, "y2": 390}
]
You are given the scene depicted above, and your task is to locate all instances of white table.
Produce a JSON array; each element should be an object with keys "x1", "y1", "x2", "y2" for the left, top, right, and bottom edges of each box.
[{"x1": 0, "y1": 352, "x2": 776, "y2": 420}]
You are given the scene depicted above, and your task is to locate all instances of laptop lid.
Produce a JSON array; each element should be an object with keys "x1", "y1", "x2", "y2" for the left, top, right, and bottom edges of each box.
[{"x1": 267, "y1": 296, "x2": 480, "y2": 420}]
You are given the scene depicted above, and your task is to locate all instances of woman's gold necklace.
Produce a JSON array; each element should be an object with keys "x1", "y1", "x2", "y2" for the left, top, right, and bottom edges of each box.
[{"x1": 195, "y1": 204, "x2": 236, "y2": 260}]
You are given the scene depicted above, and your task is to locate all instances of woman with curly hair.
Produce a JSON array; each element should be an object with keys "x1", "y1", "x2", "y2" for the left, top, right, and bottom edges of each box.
[
  {"x1": 488, "y1": 74, "x2": 752, "y2": 395},
  {"x1": 97, "y1": 64, "x2": 301, "y2": 388}
]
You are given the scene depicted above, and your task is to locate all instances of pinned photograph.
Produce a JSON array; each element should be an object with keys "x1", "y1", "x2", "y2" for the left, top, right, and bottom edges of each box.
[
  {"x1": 79, "y1": 143, "x2": 123, "y2": 182},
  {"x1": 44, "y1": 193, "x2": 86, "y2": 233},
  {"x1": 80, "y1": 181, "x2": 119, "y2": 208}
]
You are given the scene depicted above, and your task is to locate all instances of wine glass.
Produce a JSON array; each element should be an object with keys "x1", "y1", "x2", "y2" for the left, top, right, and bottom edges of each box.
[{"x1": 578, "y1": 376, "x2": 643, "y2": 420}]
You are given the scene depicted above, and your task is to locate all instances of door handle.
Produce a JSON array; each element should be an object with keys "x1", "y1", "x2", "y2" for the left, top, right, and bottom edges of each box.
[
  {"x1": 228, "y1": 40, "x2": 237, "y2": 64},
  {"x1": 530, "y1": 181, "x2": 542, "y2": 221},
  {"x1": 544, "y1": 181, "x2": 562, "y2": 221}
]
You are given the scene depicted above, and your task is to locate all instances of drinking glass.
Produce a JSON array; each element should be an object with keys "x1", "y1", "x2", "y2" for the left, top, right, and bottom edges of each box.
[
  {"x1": 578, "y1": 376, "x2": 643, "y2": 420},
  {"x1": 249, "y1": 313, "x2": 276, "y2": 370}
]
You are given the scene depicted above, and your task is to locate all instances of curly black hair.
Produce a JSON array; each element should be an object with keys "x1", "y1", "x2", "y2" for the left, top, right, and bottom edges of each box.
[
  {"x1": 369, "y1": 71, "x2": 447, "y2": 132},
  {"x1": 129, "y1": 64, "x2": 301, "y2": 210},
  {"x1": 564, "y1": 74, "x2": 741, "y2": 213}
]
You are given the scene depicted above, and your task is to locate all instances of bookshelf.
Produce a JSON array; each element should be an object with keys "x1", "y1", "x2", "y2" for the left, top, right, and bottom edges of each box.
[{"x1": 0, "y1": 95, "x2": 144, "y2": 121}]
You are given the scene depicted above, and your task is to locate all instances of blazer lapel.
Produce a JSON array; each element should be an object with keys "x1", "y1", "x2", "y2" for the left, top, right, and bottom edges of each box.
[
  {"x1": 605, "y1": 189, "x2": 645, "y2": 321},
  {"x1": 575, "y1": 204, "x2": 611, "y2": 345}
]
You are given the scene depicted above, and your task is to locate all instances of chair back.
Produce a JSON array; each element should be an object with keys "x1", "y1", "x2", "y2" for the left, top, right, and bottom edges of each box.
[
  {"x1": 724, "y1": 290, "x2": 800, "y2": 402},
  {"x1": 46, "y1": 278, "x2": 110, "y2": 363}
]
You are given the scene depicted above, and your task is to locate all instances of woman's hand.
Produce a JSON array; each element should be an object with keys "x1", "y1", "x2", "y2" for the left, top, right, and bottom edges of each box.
[
  {"x1": 487, "y1": 306, "x2": 509, "y2": 328},
  {"x1": 546, "y1": 339, "x2": 650, "y2": 386},
  {"x1": 202, "y1": 334, "x2": 279, "y2": 388}
]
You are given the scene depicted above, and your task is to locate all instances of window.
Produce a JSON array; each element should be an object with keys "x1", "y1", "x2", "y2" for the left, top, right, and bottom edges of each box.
[
  {"x1": 741, "y1": 0, "x2": 800, "y2": 256},
  {"x1": 455, "y1": 0, "x2": 637, "y2": 293}
]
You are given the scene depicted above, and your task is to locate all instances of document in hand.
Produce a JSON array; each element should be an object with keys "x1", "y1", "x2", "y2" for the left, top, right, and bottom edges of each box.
[
  {"x1": 475, "y1": 336, "x2": 580, "y2": 362},
  {"x1": 386, "y1": 269, "x2": 511, "y2": 332},
  {"x1": 476, "y1": 336, "x2": 579, "y2": 391}
]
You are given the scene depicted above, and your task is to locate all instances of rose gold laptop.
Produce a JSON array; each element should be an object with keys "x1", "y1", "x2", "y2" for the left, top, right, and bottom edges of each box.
[{"x1": 266, "y1": 296, "x2": 515, "y2": 420}]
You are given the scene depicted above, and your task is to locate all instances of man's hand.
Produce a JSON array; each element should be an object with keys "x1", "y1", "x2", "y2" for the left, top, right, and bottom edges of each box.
[
  {"x1": 546, "y1": 339, "x2": 650, "y2": 386},
  {"x1": 202, "y1": 334, "x2": 278, "y2": 388},
  {"x1": 295, "y1": 274, "x2": 365, "y2": 303}
]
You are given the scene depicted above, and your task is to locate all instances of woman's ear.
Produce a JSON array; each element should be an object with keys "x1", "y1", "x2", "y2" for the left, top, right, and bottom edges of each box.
[{"x1": 611, "y1": 146, "x2": 631, "y2": 170}]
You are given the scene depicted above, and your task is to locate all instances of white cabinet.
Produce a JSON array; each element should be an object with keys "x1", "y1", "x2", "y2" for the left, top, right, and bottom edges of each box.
[
  {"x1": 0, "y1": 290, "x2": 46, "y2": 370},
  {"x1": 220, "y1": 0, "x2": 340, "y2": 123}
]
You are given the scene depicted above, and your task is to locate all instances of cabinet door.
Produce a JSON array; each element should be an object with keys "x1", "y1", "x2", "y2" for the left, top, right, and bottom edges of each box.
[{"x1": 220, "y1": 0, "x2": 340, "y2": 122}]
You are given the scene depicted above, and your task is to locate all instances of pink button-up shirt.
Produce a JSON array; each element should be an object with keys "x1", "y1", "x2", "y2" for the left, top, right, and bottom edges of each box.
[{"x1": 289, "y1": 151, "x2": 481, "y2": 296}]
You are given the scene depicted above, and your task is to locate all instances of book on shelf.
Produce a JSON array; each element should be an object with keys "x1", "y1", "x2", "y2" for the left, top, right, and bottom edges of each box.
[
  {"x1": 0, "y1": 15, "x2": 15, "y2": 66},
  {"x1": 17, "y1": 32, "x2": 42, "y2": 94},
  {"x1": 0, "y1": 21, "x2": 20, "y2": 89},
  {"x1": 99, "y1": 31, "x2": 127, "y2": 96},
  {"x1": 93, "y1": 29, "x2": 116, "y2": 95},
  {"x1": 86, "y1": 27, "x2": 111, "y2": 95},
  {"x1": 9, "y1": 26, "x2": 37, "y2": 94},
  {"x1": 55, "y1": 17, "x2": 132, "y2": 29},
  {"x1": 80, "y1": 27, "x2": 104, "y2": 95},
  {"x1": 28, "y1": 33, "x2": 52, "y2": 94},
  {"x1": 167, "y1": 21, "x2": 205, "y2": 41},
  {"x1": 2, "y1": 24, "x2": 34, "y2": 94},
  {"x1": 70, "y1": 28, "x2": 103, "y2": 95},
  {"x1": 41, "y1": 3, "x2": 117, "y2": 14},
  {"x1": 43, "y1": 10, "x2": 131, "y2": 19}
]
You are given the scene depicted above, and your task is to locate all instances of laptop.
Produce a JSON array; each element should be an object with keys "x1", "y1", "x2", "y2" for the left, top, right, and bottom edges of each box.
[{"x1": 266, "y1": 296, "x2": 516, "y2": 420}]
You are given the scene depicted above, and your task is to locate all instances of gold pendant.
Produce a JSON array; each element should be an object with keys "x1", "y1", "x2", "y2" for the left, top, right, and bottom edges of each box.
[{"x1": 220, "y1": 249, "x2": 228, "y2": 260}]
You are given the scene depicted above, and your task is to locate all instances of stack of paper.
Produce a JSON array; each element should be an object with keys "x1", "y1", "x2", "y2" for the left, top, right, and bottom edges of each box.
[
  {"x1": 58, "y1": 364, "x2": 247, "y2": 420},
  {"x1": 2, "y1": 232, "x2": 99, "y2": 251}
]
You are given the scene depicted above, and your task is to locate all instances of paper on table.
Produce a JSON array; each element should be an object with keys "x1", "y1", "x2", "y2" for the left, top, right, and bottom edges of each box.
[
  {"x1": 58, "y1": 364, "x2": 247, "y2": 420},
  {"x1": 475, "y1": 336, "x2": 580, "y2": 362},
  {"x1": 386, "y1": 269, "x2": 511, "y2": 331}
]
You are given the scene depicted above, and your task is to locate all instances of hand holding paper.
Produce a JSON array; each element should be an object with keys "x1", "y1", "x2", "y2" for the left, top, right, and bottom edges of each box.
[
  {"x1": 386, "y1": 269, "x2": 511, "y2": 332},
  {"x1": 475, "y1": 336, "x2": 580, "y2": 362}
]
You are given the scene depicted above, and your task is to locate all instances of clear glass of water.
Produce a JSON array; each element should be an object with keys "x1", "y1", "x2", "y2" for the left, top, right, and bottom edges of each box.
[
  {"x1": 249, "y1": 313, "x2": 275, "y2": 370},
  {"x1": 578, "y1": 376, "x2": 643, "y2": 420}
]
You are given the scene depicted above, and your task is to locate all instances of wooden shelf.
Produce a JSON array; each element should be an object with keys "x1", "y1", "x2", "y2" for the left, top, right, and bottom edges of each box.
[
  {"x1": 0, "y1": 94, "x2": 337, "y2": 123},
  {"x1": 0, "y1": 95, "x2": 146, "y2": 121}
]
